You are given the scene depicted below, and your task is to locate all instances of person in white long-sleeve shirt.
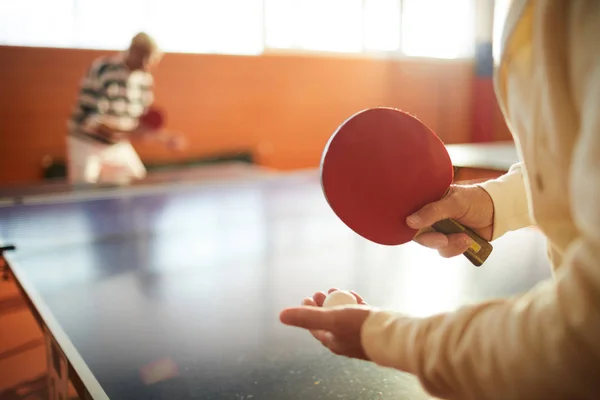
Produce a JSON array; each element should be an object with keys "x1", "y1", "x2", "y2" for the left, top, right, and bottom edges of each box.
[{"x1": 280, "y1": 1, "x2": 600, "y2": 399}]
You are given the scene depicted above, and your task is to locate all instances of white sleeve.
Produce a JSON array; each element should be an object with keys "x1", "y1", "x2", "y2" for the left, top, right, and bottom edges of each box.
[
  {"x1": 478, "y1": 162, "x2": 533, "y2": 240},
  {"x1": 359, "y1": 2, "x2": 600, "y2": 399}
]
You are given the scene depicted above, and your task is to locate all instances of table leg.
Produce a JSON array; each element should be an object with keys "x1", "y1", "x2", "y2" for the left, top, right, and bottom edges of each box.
[
  {"x1": 45, "y1": 326, "x2": 69, "y2": 400},
  {"x1": 0, "y1": 245, "x2": 16, "y2": 281}
]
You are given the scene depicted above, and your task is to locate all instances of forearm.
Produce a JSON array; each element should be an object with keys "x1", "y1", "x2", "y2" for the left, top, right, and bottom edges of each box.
[
  {"x1": 359, "y1": 2, "x2": 600, "y2": 398},
  {"x1": 477, "y1": 163, "x2": 533, "y2": 240},
  {"x1": 360, "y1": 242, "x2": 600, "y2": 399}
]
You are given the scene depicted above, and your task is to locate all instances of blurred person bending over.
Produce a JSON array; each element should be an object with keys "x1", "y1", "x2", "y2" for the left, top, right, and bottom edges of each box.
[{"x1": 67, "y1": 32, "x2": 183, "y2": 185}]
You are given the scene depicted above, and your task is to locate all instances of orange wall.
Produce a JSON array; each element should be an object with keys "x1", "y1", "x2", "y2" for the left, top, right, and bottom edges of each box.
[{"x1": 0, "y1": 46, "x2": 511, "y2": 185}]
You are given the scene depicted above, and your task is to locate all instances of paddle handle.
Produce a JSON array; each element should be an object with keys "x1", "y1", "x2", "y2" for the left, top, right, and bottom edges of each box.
[{"x1": 432, "y1": 219, "x2": 493, "y2": 267}]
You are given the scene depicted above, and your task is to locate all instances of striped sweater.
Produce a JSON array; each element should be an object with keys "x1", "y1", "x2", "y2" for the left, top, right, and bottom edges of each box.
[{"x1": 68, "y1": 53, "x2": 154, "y2": 145}]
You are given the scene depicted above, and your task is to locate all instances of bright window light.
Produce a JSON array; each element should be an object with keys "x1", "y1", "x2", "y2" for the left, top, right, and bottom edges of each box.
[
  {"x1": 402, "y1": 0, "x2": 475, "y2": 59},
  {"x1": 148, "y1": 0, "x2": 264, "y2": 55},
  {"x1": 265, "y1": 0, "x2": 363, "y2": 53},
  {"x1": 264, "y1": 0, "x2": 295, "y2": 49},
  {"x1": 363, "y1": 0, "x2": 401, "y2": 52},
  {"x1": 0, "y1": 0, "x2": 263, "y2": 54},
  {"x1": 295, "y1": 0, "x2": 363, "y2": 53},
  {"x1": 74, "y1": 0, "x2": 146, "y2": 50},
  {"x1": 0, "y1": 0, "x2": 76, "y2": 47},
  {"x1": 0, "y1": 0, "x2": 478, "y2": 59}
]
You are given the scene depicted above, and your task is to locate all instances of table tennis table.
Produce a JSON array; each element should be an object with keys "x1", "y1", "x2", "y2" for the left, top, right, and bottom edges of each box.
[{"x1": 0, "y1": 162, "x2": 550, "y2": 399}]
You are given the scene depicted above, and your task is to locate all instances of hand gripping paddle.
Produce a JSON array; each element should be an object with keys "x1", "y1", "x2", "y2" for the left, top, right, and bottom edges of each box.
[
  {"x1": 138, "y1": 107, "x2": 187, "y2": 150},
  {"x1": 139, "y1": 107, "x2": 165, "y2": 130},
  {"x1": 320, "y1": 107, "x2": 493, "y2": 267}
]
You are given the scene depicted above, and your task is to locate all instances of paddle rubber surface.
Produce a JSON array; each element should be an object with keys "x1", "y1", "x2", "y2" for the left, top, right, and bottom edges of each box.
[
  {"x1": 320, "y1": 107, "x2": 453, "y2": 246},
  {"x1": 140, "y1": 108, "x2": 165, "y2": 129}
]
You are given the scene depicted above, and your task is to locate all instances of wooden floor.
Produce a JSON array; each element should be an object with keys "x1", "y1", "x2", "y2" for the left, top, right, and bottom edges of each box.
[
  {"x1": 0, "y1": 274, "x2": 45, "y2": 398},
  {"x1": 0, "y1": 254, "x2": 78, "y2": 399}
]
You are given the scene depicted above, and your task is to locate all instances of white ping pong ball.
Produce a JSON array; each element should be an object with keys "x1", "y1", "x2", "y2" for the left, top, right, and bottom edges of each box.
[{"x1": 322, "y1": 290, "x2": 358, "y2": 308}]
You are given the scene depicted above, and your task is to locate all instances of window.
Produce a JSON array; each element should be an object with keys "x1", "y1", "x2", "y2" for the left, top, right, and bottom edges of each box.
[
  {"x1": 263, "y1": 0, "x2": 294, "y2": 49},
  {"x1": 0, "y1": 0, "x2": 263, "y2": 55},
  {"x1": 265, "y1": 0, "x2": 400, "y2": 53},
  {"x1": 401, "y1": 0, "x2": 475, "y2": 59},
  {"x1": 0, "y1": 0, "x2": 76, "y2": 47},
  {"x1": 0, "y1": 0, "x2": 476, "y2": 59},
  {"x1": 265, "y1": 0, "x2": 363, "y2": 53},
  {"x1": 148, "y1": 0, "x2": 263, "y2": 55},
  {"x1": 363, "y1": 0, "x2": 401, "y2": 52},
  {"x1": 74, "y1": 0, "x2": 147, "y2": 50}
]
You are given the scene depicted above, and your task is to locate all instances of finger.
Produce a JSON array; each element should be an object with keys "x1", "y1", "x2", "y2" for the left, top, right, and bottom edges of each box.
[
  {"x1": 438, "y1": 233, "x2": 472, "y2": 258},
  {"x1": 406, "y1": 195, "x2": 459, "y2": 229},
  {"x1": 327, "y1": 288, "x2": 340, "y2": 294},
  {"x1": 349, "y1": 291, "x2": 366, "y2": 305},
  {"x1": 413, "y1": 232, "x2": 449, "y2": 249},
  {"x1": 280, "y1": 307, "x2": 336, "y2": 331},
  {"x1": 302, "y1": 297, "x2": 317, "y2": 306},
  {"x1": 313, "y1": 291, "x2": 327, "y2": 307}
]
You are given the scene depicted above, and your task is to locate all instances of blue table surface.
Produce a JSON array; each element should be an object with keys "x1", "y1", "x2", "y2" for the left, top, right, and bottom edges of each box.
[{"x1": 1, "y1": 171, "x2": 549, "y2": 400}]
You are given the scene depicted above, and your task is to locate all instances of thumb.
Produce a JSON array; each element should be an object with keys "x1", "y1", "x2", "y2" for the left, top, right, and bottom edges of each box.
[{"x1": 406, "y1": 195, "x2": 459, "y2": 229}]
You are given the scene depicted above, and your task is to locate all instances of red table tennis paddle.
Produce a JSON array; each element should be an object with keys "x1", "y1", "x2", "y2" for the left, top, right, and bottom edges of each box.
[
  {"x1": 320, "y1": 107, "x2": 493, "y2": 267},
  {"x1": 140, "y1": 107, "x2": 165, "y2": 130},
  {"x1": 137, "y1": 107, "x2": 185, "y2": 150}
]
